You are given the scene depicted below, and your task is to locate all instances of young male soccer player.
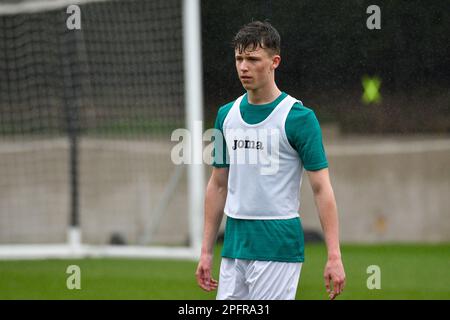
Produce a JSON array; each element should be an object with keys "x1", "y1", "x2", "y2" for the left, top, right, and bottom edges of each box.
[{"x1": 195, "y1": 21, "x2": 346, "y2": 300}]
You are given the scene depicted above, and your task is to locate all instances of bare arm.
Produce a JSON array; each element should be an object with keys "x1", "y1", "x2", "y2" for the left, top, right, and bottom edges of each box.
[
  {"x1": 195, "y1": 167, "x2": 228, "y2": 291},
  {"x1": 307, "y1": 168, "x2": 346, "y2": 300}
]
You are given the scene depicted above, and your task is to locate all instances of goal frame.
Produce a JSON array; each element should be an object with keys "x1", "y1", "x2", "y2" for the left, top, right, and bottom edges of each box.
[{"x1": 0, "y1": 0, "x2": 204, "y2": 261}]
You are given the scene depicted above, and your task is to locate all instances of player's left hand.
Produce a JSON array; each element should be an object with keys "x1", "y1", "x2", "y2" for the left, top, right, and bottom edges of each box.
[{"x1": 324, "y1": 257, "x2": 346, "y2": 300}]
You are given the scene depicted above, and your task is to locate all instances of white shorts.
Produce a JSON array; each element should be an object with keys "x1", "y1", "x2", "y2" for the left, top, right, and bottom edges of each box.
[{"x1": 216, "y1": 257, "x2": 302, "y2": 300}]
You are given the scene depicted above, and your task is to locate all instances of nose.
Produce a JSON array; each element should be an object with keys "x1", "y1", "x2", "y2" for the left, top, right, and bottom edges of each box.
[{"x1": 238, "y1": 60, "x2": 249, "y2": 73}]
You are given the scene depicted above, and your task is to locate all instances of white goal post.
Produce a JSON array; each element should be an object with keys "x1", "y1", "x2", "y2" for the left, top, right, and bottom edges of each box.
[{"x1": 0, "y1": 0, "x2": 205, "y2": 260}]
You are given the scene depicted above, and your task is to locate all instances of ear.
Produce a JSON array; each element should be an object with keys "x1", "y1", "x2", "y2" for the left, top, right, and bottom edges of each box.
[{"x1": 271, "y1": 55, "x2": 281, "y2": 70}]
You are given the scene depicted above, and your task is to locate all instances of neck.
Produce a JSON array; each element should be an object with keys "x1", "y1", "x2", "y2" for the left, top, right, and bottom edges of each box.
[{"x1": 247, "y1": 83, "x2": 281, "y2": 105}]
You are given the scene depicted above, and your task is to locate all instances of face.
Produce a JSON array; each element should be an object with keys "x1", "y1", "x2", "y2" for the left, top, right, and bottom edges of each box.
[{"x1": 235, "y1": 46, "x2": 280, "y2": 91}]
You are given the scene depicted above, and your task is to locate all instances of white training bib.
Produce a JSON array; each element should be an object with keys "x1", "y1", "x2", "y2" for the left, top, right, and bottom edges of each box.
[{"x1": 223, "y1": 94, "x2": 304, "y2": 220}]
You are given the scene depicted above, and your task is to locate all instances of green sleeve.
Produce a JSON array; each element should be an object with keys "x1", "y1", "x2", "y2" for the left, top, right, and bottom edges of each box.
[
  {"x1": 212, "y1": 101, "x2": 234, "y2": 168},
  {"x1": 285, "y1": 103, "x2": 329, "y2": 171}
]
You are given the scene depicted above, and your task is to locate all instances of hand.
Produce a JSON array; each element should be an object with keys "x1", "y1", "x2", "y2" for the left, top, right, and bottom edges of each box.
[
  {"x1": 195, "y1": 253, "x2": 218, "y2": 292},
  {"x1": 324, "y1": 257, "x2": 346, "y2": 300}
]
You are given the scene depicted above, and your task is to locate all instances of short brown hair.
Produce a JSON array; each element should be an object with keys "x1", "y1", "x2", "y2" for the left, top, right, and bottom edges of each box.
[{"x1": 232, "y1": 21, "x2": 281, "y2": 55}]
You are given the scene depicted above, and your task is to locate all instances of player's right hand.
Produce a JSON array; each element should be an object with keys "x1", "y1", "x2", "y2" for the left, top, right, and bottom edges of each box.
[{"x1": 195, "y1": 254, "x2": 218, "y2": 292}]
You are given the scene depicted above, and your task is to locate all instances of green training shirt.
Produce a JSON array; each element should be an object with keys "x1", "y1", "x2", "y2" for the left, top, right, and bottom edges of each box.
[{"x1": 212, "y1": 92, "x2": 328, "y2": 262}]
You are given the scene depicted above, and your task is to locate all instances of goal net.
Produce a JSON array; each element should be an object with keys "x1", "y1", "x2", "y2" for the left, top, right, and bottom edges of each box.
[{"x1": 0, "y1": 0, "x2": 204, "y2": 259}]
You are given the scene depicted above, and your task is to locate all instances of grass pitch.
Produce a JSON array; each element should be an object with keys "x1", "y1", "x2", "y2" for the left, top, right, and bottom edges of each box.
[{"x1": 0, "y1": 244, "x2": 449, "y2": 300}]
